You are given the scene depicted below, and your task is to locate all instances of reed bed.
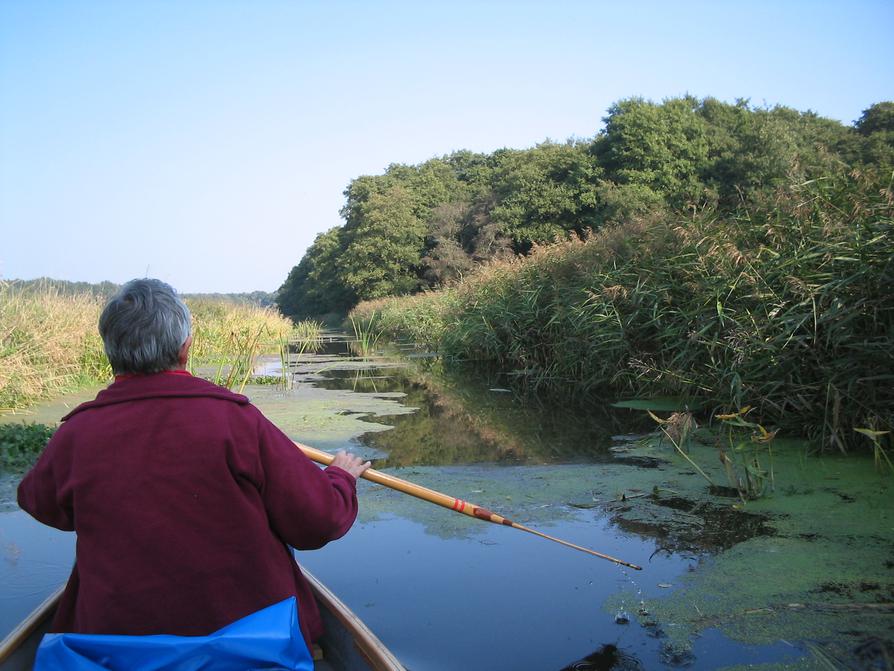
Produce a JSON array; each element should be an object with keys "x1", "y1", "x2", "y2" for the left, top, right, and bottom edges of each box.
[
  {"x1": 348, "y1": 291, "x2": 451, "y2": 348},
  {"x1": 0, "y1": 290, "x2": 308, "y2": 411},
  {"x1": 349, "y1": 171, "x2": 894, "y2": 452},
  {"x1": 0, "y1": 282, "x2": 110, "y2": 410},
  {"x1": 290, "y1": 319, "x2": 325, "y2": 341},
  {"x1": 186, "y1": 299, "x2": 295, "y2": 366}
]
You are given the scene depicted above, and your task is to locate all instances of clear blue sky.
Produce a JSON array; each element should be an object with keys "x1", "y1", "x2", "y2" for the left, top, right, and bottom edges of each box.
[{"x1": 2, "y1": 1, "x2": 892, "y2": 293}]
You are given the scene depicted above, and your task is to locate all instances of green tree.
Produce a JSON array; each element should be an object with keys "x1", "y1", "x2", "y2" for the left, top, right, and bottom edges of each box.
[
  {"x1": 339, "y1": 185, "x2": 427, "y2": 300},
  {"x1": 278, "y1": 95, "x2": 885, "y2": 317},
  {"x1": 277, "y1": 227, "x2": 354, "y2": 320},
  {"x1": 488, "y1": 141, "x2": 601, "y2": 252},
  {"x1": 594, "y1": 96, "x2": 710, "y2": 209},
  {"x1": 854, "y1": 102, "x2": 894, "y2": 169},
  {"x1": 856, "y1": 102, "x2": 894, "y2": 136}
]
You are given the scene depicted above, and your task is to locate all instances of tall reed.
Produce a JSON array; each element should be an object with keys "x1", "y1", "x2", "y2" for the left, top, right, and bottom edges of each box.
[
  {"x1": 0, "y1": 282, "x2": 111, "y2": 410},
  {"x1": 349, "y1": 292, "x2": 451, "y2": 348},
  {"x1": 186, "y1": 299, "x2": 301, "y2": 392},
  {"x1": 187, "y1": 299, "x2": 293, "y2": 364},
  {"x1": 0, "y1": 290, "x2": 301, "y2": 410},
  {"x1": 349, "y1": 312, "x2": 384, "y2": 357},
  {"x1": 348, "y1": 170, "x2": 894, "y2": 452}
]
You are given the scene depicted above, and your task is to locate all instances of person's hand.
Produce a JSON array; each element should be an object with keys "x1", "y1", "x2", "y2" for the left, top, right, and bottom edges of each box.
[{"x1": 329, "y1": 451, "x2": 371, "y2": 481}]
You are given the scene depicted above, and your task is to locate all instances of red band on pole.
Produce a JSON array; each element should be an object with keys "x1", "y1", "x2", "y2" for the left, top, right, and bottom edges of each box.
[{"x1": 472, "y1": 507, "x2": 494, "y2": 521}]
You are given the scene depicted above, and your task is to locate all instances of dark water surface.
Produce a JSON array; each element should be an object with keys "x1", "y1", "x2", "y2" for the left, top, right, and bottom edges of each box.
[{"x1": 6, "y1": 337, "x2": 887, "y2": 668}]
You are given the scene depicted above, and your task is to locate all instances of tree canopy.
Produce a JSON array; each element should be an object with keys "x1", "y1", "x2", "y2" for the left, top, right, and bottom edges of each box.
[{"x1": 278, "y1": 97, "x2": 893, "y2": 321}]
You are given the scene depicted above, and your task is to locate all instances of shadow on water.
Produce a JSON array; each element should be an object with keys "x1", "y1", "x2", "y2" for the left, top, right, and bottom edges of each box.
[
  {"x1": 560, "y1": 644, "x2": 644, "y2": 671},
  {"x1": 302, "y1": 351, "x2": 776, "y2": 554}
]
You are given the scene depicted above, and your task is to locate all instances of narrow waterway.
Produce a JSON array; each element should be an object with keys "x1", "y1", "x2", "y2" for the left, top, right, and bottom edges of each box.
[{"x1": 2, "y1": 336, "x2": 891, "y2": 669}]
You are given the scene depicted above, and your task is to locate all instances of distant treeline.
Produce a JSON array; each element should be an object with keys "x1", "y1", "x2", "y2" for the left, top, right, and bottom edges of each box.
[
  {"x1": 6, "y1": 277, "x2": 122, "y2": 299},
  {"x1": 4, "y1": 278, "x2": 276, "y2": 308},
  {"x1": 277, "y1": 97, "x2": 894, "y2": 320},
  {"x1": 181, "y1": 291, "x2": 277, "y2": 308}
]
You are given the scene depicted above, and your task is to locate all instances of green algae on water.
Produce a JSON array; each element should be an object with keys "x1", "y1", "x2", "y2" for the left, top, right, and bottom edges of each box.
[{"x1": 601, "y1": 436, "x2": 894, "y2": 667}]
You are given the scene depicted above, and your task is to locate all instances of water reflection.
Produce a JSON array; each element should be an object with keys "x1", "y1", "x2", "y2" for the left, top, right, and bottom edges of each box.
[
  {"x1": 276, "y1": 338, "x2": 811, "y2": 668},
  {"x1": 309, "y1": 357, "x2": 653, "y2": 467},
  {"x1": 298, "y1": 514, "x2": 683, "y2": 671},
  {"x1": 0, "y1": 510, "x2": 75, "y2": 638}
]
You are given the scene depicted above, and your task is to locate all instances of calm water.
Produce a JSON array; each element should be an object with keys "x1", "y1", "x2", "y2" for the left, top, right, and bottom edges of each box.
[
  {"x1": 1, "y1": 337, "x2": 818, "y2": 668},
  {"x1": 278, "y1": 340, "x2": 811, "y2": 669}
]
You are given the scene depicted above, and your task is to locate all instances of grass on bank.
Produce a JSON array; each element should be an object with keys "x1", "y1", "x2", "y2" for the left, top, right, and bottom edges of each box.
[
  {"x1": 349, "y1": 170, "x2": 894, "y2": 454},
  {"x1": 0, "y1": 287, "x2": 318, "y2": 412},
  {"x1": 0, "y1": 283, "x2": 110, "y2": 411}
]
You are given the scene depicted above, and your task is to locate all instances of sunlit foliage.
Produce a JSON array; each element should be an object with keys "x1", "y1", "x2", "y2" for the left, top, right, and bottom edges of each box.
[{"x1": 278, "y1": 96, "x2": 892, "y2": 321}]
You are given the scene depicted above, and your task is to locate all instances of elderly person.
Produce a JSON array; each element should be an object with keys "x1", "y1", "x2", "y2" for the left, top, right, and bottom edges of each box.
[{"x1": 17, "y1": 278, "x2": 369, "y2": 650}]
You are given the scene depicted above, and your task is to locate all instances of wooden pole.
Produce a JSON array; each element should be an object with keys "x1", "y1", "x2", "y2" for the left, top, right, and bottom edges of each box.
[{"x1": 296, "y1": 442, "x2": 642, "y2": 571}]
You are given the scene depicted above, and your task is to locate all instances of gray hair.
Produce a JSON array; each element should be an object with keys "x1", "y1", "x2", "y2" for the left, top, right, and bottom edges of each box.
[{"x1": 99, "y1": 279, "x2": 192, "y2": 374}]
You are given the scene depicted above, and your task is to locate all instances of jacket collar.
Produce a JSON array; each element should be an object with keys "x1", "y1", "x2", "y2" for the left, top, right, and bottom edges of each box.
[{"x1": 62, "y1": 372, "x2": 249, "y2": 421}]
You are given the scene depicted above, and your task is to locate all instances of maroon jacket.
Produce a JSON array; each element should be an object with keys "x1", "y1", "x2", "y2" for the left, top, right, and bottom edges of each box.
[{"x1": 17, "y1": 372, "x2": 358, "y2": 646}]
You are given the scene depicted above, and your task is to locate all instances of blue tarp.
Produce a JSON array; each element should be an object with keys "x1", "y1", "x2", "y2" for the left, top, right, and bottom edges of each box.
[{"x1": 33, "y1": 597, "x2": 314, "y2": 670}]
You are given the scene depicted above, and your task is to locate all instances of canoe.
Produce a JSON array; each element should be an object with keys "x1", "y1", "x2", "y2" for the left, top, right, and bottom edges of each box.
[{"x1": 0, "y1": 567, "x2": 405, "y2": 671}]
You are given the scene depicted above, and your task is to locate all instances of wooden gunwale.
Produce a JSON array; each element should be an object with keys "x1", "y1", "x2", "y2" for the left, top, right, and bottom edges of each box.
[{"x1": 0, "y1": 586, "x2": 62, "y2": 666}]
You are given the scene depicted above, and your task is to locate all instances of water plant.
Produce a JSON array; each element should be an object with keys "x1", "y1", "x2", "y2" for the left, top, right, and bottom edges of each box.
[
  {"x1": 349, "y1": 311, "x2": 384, "y2": 357},
  {"x1": 854, "y1": 428, "x2": 894, "y2": 475},
  {"x1": 647, "y1": 410, "x2": 715, "y2": 487},
  {"x1": 291, "y1": 320, "x2": 324, "y2": 341},
  {"x1": 0, "y1": 422, "x2": 55, "y2": 471},
  {"x1": 714, "y1": 406, "x2": 777, "y2": 501},
  {"x1": 214, "y1": 326, "x2": 267, "y2": 393},
  {"x1": 276, "y1": 321, "x2": 324, "y2": 390},
  {"x1": 185, "y1": 298, "x2": 301, "y2": 393}
]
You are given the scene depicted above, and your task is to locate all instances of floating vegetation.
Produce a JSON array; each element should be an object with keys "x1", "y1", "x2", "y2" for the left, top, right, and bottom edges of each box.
[
  {"x1": 600, "y1": 432, "x2": 893, "y2": 668},
  {"x1": 0, "y1": 423, "x2": 54, "y2": 472},
  {"x1": 250, "y1": 375, "x2": 283, "y2": 386}
]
